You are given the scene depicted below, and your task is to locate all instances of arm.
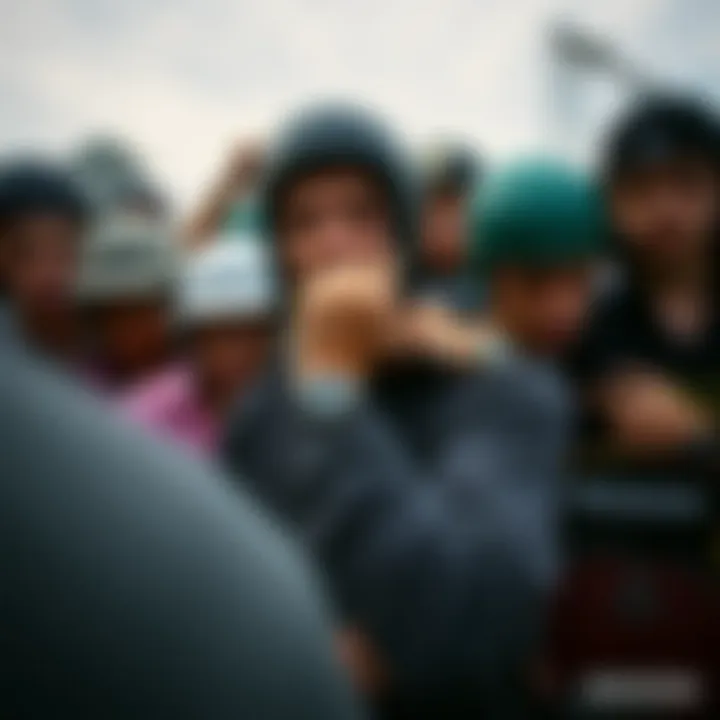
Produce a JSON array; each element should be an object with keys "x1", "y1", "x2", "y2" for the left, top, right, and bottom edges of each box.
[
  {"x1": 567, "y1": 292, "x2": 716, "y2": 464},
  {"x1": 399, "y1": 301, "x2": 510, "y2": 369},
  {"x1": 594, "y1": 369, "x2": 717, "y2": 468},
  {"x1": 224, "y1": 361, "x2": 569, "y2": 697},
  {"x1": 183, "y1": 140, "x2": 264, "y2": 251}
]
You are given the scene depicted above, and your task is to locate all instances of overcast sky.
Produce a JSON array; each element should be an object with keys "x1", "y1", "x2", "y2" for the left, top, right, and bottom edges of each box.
[{"x1": 0, "y1": 0, "x2": 717, "y2": 205}]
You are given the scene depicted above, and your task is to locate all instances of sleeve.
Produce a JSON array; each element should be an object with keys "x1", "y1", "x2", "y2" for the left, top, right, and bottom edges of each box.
[
  {"x1": 565, "y1": 290, "x2": 636, "y2": 387},
  {"x1": 223, "y1": 364, "x2": 570, "y2": 697}
]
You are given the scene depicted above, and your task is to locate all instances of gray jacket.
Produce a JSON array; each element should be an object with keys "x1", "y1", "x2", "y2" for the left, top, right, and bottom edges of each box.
[
  {"x1": 0, "y1": 309, "x2": 360, "y2": 719},
  {"x1": 224, "y1": 356, "x2": 571, "y2": 715}
]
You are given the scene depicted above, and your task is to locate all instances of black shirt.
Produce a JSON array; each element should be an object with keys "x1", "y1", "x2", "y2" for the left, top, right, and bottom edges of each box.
[
  {"x1": 571, "y1": 275, "x2": 720, "y2": 413},
  {"x1": 567, "y1": 273, "x2": 720, "y2": 478}
]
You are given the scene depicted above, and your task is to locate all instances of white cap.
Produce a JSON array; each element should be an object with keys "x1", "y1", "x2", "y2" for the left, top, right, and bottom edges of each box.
[{"x1": 176, "y1": 235, "x2": 277, "y2": 327}]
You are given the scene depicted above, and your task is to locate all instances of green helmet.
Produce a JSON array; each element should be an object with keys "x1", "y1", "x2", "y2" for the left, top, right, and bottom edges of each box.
[
  {"x1": 77, "y1": 214, "x2": 177, "y2": 304},
  {"x1": 469, "y1": 158, "x2": 606, "y2": 274}
]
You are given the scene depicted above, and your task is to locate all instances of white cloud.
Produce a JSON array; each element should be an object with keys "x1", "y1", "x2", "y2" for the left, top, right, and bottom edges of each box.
[{"x1": 0, "y1": 0, "x2": 716, "y2": 205}]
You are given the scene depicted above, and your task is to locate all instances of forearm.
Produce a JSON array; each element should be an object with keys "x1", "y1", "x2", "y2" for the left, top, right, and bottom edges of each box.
[{"x1": 183, "y1": 173, "x2": 253, "y2": 249}]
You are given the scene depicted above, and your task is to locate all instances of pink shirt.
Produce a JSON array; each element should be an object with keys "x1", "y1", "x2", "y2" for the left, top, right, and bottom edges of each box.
[{"x1": 121, "y1": 365, "x2": 219, "y2": 457}]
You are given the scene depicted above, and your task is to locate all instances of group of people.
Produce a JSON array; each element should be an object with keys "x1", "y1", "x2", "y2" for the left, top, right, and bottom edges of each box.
[{"x1": 0, "y1": 90, "x2": 718, "y2": 718}]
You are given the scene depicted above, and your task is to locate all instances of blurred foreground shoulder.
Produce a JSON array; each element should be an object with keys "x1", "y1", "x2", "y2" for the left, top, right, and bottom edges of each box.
[{"x1": 0, "y1": 345, "x2": 361, "y2": 719}]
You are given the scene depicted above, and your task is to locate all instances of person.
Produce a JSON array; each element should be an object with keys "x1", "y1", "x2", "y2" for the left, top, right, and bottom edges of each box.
[
  {"x1": 0, "y1": 160, "x2": 88, "y2": 364},
  {"x1": 571, "y1": 94, "x2": 720, "y2": 468},
  {"x1": 0, "y1": 301, "x2": 361, "y2": 719},
  {"x1": 469, "y1": 157, "x2": 605, "y2": 361},
  {"x1": 123, "y1": 237, "x2": 277, "y2": 457},
  {"x1": 548, "y1": 99, "x2": 720, "y2": 717},
  {"x1": 76, "y1": 214, "x2": 176, "y2": 393},
  {"x1": 417, "y1": 141, "x2": 482, "y2": 312},
  {"x1": 184, "y1": 139, "x2": 265, "y2": 250},
  {"x1": 223, "y1": 102, "x2": 571, "y2": 718}
]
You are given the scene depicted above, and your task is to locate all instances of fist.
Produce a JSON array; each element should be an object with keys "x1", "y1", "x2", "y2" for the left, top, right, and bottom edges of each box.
[
  {"x1": 226, "y1": 138, "x2": 265, "y2": 183},
  {"x1": 604, "y1": 371, "x2": 711, "y2": 454},
  {"x1": 294, "y1": 264, "x2": 397, "y2": 378}
]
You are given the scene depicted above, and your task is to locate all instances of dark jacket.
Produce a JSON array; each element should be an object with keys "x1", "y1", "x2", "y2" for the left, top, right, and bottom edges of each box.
[
  {"x1": 0, "y1": 309, "x2": 360, "y2": 719},
  {"x1": 224, "y1": 355, "x2": 571, "y2": 717},
  {"x1": 416, "y1": 271, "x2": 486, "y2": 313}
]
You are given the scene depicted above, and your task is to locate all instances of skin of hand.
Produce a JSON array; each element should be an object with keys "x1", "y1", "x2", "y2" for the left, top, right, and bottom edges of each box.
[
  {"x1": 293, "y1": 263, "x2": 398, "y2": 380},
  {"x1": 599, "y1": 369, "x2": 713, "y2": 455},
  {"x1": 336, "y1": 628, "x2": 390, "y2": 698},
  {"x1": 225, "y1": 139, "x2": 265, "y2": 185},
  {"x1": 183, "y1": 138, "x2": 265, "y2": 248},
  {"x1": 398, "y1": 301, "x2": 502, "y2": 369}
]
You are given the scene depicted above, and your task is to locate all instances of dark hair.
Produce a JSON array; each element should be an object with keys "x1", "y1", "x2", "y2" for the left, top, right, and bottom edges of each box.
[{"x1": 602, "y1": 94, "x2": 720, "y2": 302}]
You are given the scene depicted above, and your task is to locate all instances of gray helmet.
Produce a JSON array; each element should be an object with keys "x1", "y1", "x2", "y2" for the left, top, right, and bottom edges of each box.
[
  {"x1": 77, "y1": 214, "x2": 178, "y2": 305},
  {"x1": 70, "y1": 136, "x2": 166, "y2": 218}
]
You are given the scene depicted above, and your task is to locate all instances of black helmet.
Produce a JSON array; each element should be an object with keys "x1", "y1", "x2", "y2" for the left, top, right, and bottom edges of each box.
[
  {"x1": 261, "y1": 102, "x2": 416, "y2": 256},
  {"x1": 0, "y1": 159, "x2": 88, "y2": 230},
  {"x1": 602, "y1": 94, "x2": 720, "y2": 183}
]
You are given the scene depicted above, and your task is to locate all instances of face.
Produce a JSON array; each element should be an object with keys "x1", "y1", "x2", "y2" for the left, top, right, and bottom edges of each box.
[
  {"x1": 421, "y1": 190, "x2": 466, "y2": 273},
  {"x1": 2, "y1": 214, "x2": 81, "y2": 314},
  {"x1": 492, "y1": 265, "x2": 595, "y2": 357},
  {"x1": 189, "y1": 320, "x2": 272, "y2": 398},
  {"x1": 610, "y1": 157, "x2": 718, "y2": 269},
  {"x1": 278, "y1": 167, "x2": 395, "y2": 281},
  {"x1": 93, "y1": 301, "x2": 169, "y2": 375}
]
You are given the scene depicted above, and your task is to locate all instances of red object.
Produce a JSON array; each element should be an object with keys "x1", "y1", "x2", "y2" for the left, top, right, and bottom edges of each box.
[{"x1": 546, "y1": 556, "x2": 718, "y2": 717}]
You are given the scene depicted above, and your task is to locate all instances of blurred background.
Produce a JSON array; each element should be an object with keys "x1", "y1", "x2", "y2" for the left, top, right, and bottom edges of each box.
[
  {"x1": 1, "y1": 2, "x2": 719, "y2": 718},
  {"x1": 1, "y1": 0, "x2": 717, "y2": 204}
]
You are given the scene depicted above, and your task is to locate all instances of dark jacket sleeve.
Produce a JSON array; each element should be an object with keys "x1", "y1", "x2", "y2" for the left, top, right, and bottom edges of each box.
[{"x1": 223, "y1": 361, "x2": 570, "y2": 697}]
